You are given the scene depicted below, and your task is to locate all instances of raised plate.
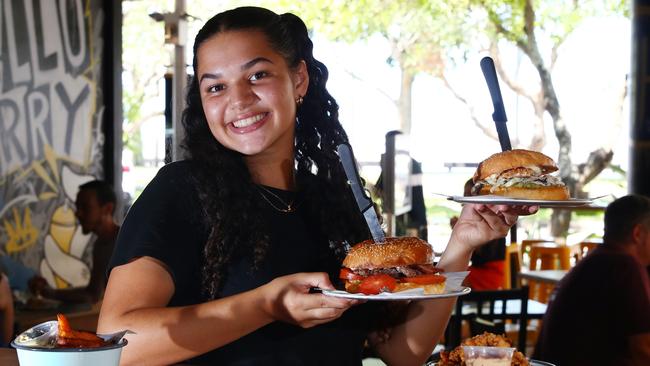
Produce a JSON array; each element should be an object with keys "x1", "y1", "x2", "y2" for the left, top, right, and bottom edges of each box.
[{"x1": 446, "y1": 195, "x2": 602, "y2": 208}]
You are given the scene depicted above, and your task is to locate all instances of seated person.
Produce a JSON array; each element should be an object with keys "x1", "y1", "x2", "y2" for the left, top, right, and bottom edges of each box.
[
  {"x1": 0, "y1": 271, "x2": 14, "y2": 346},
  {"x1": 450, "y1": 178, "x2": 506, "y2": 290},
  {"x1": 30, "y1": 180, "x2": 119, "y2": 304},
  {"x1": 533, "y1": 194, "x2": 650, "y2": 365}
]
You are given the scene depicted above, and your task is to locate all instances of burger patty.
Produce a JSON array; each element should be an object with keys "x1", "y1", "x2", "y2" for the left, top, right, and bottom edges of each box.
[
  {"x1": 352, "y1": 264, "x2": 438, "y2": 278},
  {"x1": 498, "y1": 166, "x2": 540, "y2": 179}
]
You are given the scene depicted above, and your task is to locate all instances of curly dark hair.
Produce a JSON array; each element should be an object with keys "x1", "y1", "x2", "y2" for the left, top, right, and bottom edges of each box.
[{"x1": 182, "y1": 6, "x2": 369, "y2": 298}]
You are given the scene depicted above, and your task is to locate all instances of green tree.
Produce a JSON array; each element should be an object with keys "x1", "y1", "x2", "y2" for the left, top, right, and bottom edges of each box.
[
  {"x1": 470, "y1": 0, "x2": 629, "y2": 236},
  {"x1": 274, "y1": 0, "x2": 472, "y2": 133},
  {"x1": 122, "y1": 0, "x2": 171, "y2": 164},
  {"x1": 276, "y1": 0, "x2": 629, "y2": 237}
]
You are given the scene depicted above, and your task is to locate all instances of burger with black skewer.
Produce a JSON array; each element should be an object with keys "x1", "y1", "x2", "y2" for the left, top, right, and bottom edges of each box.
[
  {"x1": 339, "y1": 237, "x2": 446, "y2": 295},
  {"x1": 470, "y1": 149, "x2": 569, "y2": 200}
]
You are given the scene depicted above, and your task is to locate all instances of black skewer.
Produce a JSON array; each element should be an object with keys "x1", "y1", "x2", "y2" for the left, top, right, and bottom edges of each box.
[{"x1": 480, "y1": 56, "x2": 512, "y2": 151}]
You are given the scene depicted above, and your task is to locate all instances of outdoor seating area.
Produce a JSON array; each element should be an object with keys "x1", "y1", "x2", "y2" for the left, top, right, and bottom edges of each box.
[
  {"x1": 444, "y1": 286, "x2": 533, "y2": 352},
  {"x1": 438, "y1": 233, "x2": 603, "y2": 358}
]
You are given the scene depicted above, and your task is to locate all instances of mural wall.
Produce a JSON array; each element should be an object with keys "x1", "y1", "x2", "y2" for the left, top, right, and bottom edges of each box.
[{"x1": 0, "y1": 0, "x2": 106, "y2": 289}]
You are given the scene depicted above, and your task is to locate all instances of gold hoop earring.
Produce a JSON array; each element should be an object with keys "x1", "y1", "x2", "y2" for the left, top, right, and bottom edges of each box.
[{"x1": 296, "y1": 95, "x2": 304, "y2": 106}]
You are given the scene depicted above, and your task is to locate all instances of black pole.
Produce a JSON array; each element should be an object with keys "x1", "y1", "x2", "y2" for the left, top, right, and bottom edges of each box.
[
  {"x1": 631, "y1": 0, "x2": 650, "y2": 197},
  {"x1": 105, "y1": 0, "x2": 124, "y2": 220}
]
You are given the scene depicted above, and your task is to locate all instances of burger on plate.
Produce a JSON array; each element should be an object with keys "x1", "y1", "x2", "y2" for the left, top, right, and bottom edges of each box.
[
  {"x1": 339, "y1": 237, "x2": 446, "y2": 295},
  {"x1": 471, "y1": 149, "x2": 569, "y2": 200}
]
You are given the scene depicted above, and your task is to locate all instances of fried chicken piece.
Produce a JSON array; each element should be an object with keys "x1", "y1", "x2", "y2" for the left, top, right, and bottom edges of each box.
[
  {"x1": 56, "y1": 313, "x2": 108, "y2": 348},
  {"x1": 438, "y1": 332, "x2": 529, "y2": 366}
]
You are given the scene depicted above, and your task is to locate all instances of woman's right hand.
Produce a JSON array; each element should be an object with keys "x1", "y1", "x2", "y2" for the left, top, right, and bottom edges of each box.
[{"x1": 261, "y1": 272, "x2": 362, "y2": 328}]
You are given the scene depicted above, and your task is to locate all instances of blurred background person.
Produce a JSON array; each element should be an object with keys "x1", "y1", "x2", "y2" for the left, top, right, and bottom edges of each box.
[
  {"x1": 534, "y1": 194, "x2": 650, "y2": 365},
  {"x1": 29, "y1": 180, "x2": 119, "y2": 304},
  {"x1": 0, "y1": 269, "x2": 14, "y2": 346}
]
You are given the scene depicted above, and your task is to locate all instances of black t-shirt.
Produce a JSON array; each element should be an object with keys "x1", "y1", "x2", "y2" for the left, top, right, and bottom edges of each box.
[
  {"x1": 110, "y1": 161, "x2": 369, "y2": 365},
  {"x1": 533, "y1": 246, "x2": 650, "y2": 365}
]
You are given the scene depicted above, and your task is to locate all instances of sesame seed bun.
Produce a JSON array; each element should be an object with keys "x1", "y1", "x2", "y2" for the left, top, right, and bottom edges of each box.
[
  {"x1": 473, "y1": 149, "x2": 558, "y2": 182},
  {"x1": 342, "y1": 237, "x2": 433, "y2": 270}
]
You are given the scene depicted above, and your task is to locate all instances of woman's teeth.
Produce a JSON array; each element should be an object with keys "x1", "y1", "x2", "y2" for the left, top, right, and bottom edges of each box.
[{"x1": 232, "y1": 114, "x2": 264, "y2": 128}]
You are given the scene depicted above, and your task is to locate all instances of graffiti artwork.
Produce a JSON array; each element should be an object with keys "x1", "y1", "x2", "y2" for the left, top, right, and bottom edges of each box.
[{"x1": 0, "y1": 0, "x2": 106, "y2": 290}]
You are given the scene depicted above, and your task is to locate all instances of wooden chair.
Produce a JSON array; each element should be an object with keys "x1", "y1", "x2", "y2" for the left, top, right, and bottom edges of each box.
[
  {"x1": 520, "y1": 239, "x2": 555, "y2": 267},
  {"x1": 527, "y1": 243, "x2": 573, "y2": 303},
  {"x1": 504, "y1": 243, "x2": 522, "y2": 289},
  {"x1": 445, "y1": 286, "x2": 530, "y2": 353}
]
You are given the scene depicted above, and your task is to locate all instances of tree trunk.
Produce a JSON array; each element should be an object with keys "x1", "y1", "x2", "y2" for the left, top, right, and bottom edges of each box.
[
  {"x1": 550, "y1": 209, "x2": 572, "y2": 238},
  {"x1": 513, "y1": 0, "x2": 620, "y2": 238},
  {"x1": 477, "y1": 0, "x2": 626, "y2": 239},
  {"x1": 399, "y1": 69, "x2": 415, "y2": 134}
]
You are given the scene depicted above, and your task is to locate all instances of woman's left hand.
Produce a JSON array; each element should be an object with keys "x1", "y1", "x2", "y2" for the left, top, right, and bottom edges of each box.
[{"x1": 451, "y1": 204, "x2": 538, "y2": 251}]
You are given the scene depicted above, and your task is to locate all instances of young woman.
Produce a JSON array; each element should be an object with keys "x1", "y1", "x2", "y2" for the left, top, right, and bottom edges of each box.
[{"x1": 98, "y1": 7, "x2": 536, "y2": 365}]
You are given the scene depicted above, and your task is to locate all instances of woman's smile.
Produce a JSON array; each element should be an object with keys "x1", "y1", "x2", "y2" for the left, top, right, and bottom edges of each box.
[{"x1": 228, "y1": 112, "x2": 269, "y2": 133}]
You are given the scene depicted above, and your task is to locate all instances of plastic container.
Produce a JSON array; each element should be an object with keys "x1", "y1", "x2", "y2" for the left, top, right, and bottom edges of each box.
[
  {"x1": 12, "y1": 339, "x2": 128, "y2": 366},
  {"x1": 11, "y1": 320, "x2": 128, "y2": 366},
  {"x1": 462, "y1": 346, "x2": 515, "y2": 366}
]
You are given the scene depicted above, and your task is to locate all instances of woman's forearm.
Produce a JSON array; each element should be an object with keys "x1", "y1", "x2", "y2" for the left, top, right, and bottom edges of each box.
[
  {"x1": 100, "y1": 289, "x2": 273, "y2": 366},
  {"x1": 374, "y1": 200, "x2": 527, "y2": 365},
  {"x1": 374, "y1": 236, "x2": 473, "y2": 366},
  {"x1": 436, "y1": 234, "x2": 474, "y2": 272},
  {"x1": 100, "y1": 258, "x2": 358, "y2": 365},
  {"x1": 97, "y1": 258, "x2": 275, "y2": 366}
]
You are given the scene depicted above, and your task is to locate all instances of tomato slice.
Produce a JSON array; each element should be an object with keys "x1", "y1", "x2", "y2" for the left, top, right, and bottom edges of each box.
[
  {"x1": 339, "y1": 268, "x2": 365, "y2": 281},
  {"x1": 358, "y1": 274, "x2": 397, "y2": 295},
  {"x1": 402, "y1": 274, "x2": 445, "y2": 285}
]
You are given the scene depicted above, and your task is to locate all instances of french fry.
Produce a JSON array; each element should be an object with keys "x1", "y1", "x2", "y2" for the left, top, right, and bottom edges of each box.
[{"x1": 56, "y1": 313, "x2": 107, "y2": 348}]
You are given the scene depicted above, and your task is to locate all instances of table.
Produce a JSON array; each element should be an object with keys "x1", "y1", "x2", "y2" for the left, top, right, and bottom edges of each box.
[
  {"x1": 519, "y1": 270, "x2": 567, "y2": 285},
  {"x1": 0, "y1": 348, "x2": 18, "y2": 365}
]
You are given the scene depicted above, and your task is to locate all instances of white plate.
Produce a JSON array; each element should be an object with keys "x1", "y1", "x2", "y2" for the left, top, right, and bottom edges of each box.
[
  {"x1": 446, "y1": 195, "x2": 602, "y2": 208},
  {"x1": 322, "y1": 271, "x2": 471, "y2": 301},
  {"x1": 322, "y1": 286, "x2": 471, "y2": 301}
]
